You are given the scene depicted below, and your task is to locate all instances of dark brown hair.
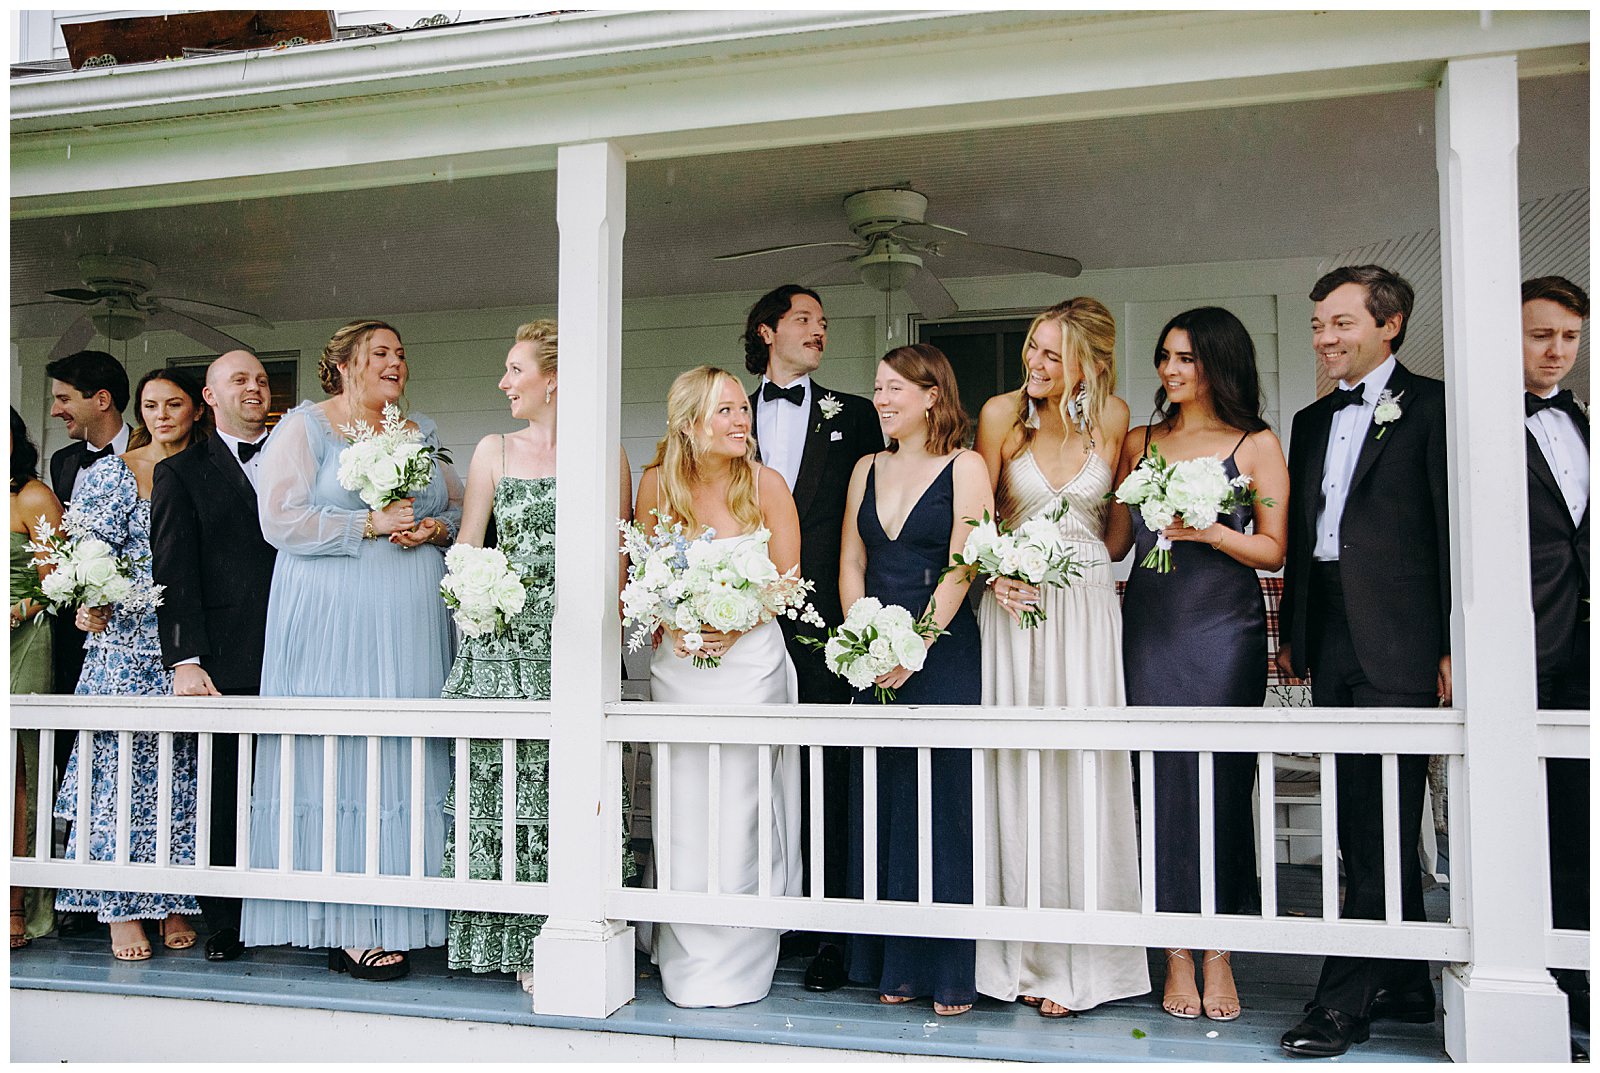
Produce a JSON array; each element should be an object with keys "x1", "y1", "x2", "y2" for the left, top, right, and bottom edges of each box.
[
  {"x1": 1522, "y1": 275, "x2": 1590, "y2": 318},
  {"x1": 1309, "y1": 264, "x2": 1415, "y2": 353},
  {"x1": 127, "y1": 367, "x2": 209, "y2": 450},
  {"x1": 880, "y1": 343, "x2": 970, "y2": 455},
  {"x1": 742, "y1": 285, "x2": 823, "y2": 376}
]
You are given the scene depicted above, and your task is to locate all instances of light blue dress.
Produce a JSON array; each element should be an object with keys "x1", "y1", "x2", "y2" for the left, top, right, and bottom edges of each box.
[
  {"x1": 240, "y1": 402, "x2": 460, "y2": 952},
  {"x1": 54, "y1": 457, "x2": 201, "y2": 923}
]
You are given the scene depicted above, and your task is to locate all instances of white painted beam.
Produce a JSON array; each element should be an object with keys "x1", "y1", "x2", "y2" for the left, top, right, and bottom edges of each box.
[{"x1": 1432, "y1": 54, "x2": 1569, "y2": 1064}]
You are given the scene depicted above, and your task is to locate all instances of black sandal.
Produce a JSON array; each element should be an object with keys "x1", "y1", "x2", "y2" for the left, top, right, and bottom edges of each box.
[{"x1": 328, "y1": 946, "x2": 410, "y2": 981}]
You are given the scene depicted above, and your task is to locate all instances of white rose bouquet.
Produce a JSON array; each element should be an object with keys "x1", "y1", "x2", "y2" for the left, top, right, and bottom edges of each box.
[
  {"x1": 24, "y1": 506, "x2": 163, "y2": 615},
  {"x1": 619, "y1": 512, "x2": 824, "y2": 669},
  {"x1": 799, "y1": 595, "x2": 947, "y2": 703},
  {"x1": 944, "y1": 506, "x2": 1091, "y2": 628},
  {"x1": 336, "y1": 402, "x2": 450, "y2": 511},
  {"x1": 439, "y1": 544, "x2": 528, "y2": 639},
  {"x1": 1110, "y1": 444, "x2": 1273, "y2": 572}
]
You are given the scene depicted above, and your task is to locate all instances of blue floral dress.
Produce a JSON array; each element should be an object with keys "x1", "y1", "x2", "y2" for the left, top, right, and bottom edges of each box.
[{"x1": 53, "y1": 457, "x2": 201, "y2": 923}]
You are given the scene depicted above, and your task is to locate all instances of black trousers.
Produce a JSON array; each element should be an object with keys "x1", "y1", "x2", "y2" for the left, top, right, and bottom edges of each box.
[
  {"x1": 197, "y1": 722, "x2": 243, "y2": 935},
  {"x1": 1308, "y1": 563, "x2": 1436, "y2": 1018},
  {"x1": 1541, "y1": 673, "x2": 1589, "y2": 938},
  {"x1": 786, "y1": 631, "x2": 855, "y2": 948}
]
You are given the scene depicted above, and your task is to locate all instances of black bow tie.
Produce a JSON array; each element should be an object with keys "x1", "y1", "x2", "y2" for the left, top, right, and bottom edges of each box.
[
  {"x1": 1526, "y1": 389, "x2": 1582, "y2": 421},
  {"x1": 1329, "y1": 384, "x2": 1366, "y2": 412},
  {"x1": 82, "y1": 442, "x2": 115, "y2": 464},
  {"x1": 762, "y1": 381, "x2": 805, "y2": 406},
  {"x1": 237, "y1": 435, "x2": 268, "y2": 464}
]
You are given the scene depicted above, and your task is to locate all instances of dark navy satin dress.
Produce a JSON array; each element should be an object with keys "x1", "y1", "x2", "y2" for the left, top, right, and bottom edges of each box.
[
  {"x1": 1122, "y1": 433, "x2": 1265, "y2": 917},
  {"x1": 845, "y1": 455, "x2": 980, "y2": 1007}
]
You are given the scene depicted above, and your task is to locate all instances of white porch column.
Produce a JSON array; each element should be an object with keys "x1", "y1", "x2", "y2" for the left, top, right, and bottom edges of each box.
[
  {"x1": 1434, "y1": 56, "x2": 1568, "y2": 1063},
  {"x1": 533, "y1": 140, "x2": 634, "y2": 1018}
]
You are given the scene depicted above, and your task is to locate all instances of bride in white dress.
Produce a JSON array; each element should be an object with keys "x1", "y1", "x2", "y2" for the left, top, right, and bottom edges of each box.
[{"x1": 634, "y1": 365, "x2": 804, "y2": 1009}]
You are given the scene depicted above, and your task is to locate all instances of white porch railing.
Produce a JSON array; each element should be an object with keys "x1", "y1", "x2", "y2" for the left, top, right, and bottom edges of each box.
[{"x1": 1538, "y1": 709, "x2": 1589, "y2": 974}]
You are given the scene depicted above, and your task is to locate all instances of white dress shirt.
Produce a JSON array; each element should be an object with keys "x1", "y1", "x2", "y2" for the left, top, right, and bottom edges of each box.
[
  {"x1": 755, "y1": 374, "x2": 811, "y2": 492},
  {"x1": 217, "y1": 428, "x2": 270, "y2": 491},
  {"x1": 71, "y1": 422, "x2": 131, "y2": 500},
  {"x1": 1313, "y1": 355, "x2": 1397, "y2": 561},
  {"x1": 1526, "y1": 387, "x2": 1589, "y2": 526}
]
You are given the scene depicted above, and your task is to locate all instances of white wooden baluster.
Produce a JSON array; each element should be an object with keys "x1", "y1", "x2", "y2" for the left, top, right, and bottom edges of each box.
[
  {"x1": 706, "y1": 744, "x2": 722, "y2": 896},
  {"x1": 1257, "y1": 752, "x2": 1277, "y2": 919},
  {"x1": 236, "y1": 733, "x2": 253, "y2": 869},
  {"x1": 656, "y1": 742, "x2": 672, "y2": 891},
  {"x1": 757, "y1": 744, "x2": 772, "y2": 898},
  {"x1": 35, "y1": 729, "x2": 54, "y2": 862},
  {"x1": 501, "y1": 738, "x2": 517, "y2": 885},
  {"x1": 409, "y1": 736, "x2": 425, "y2": 879},
  {"x1": 1198, "y1": 751, "x2": 1216, "y2": 916},
  {"x1": 1139, "y1": 750, "x2": 1156, "y2": 915},
  {"x1": 808, "y1": 746, "x2": 824, "y2": 899},
  {"x1": 321, "y1": 735, "x2": 337, "y2": 874},
  {"x1": 1448, "y1": 753, "x2": 1465, "y2": 926},
  {"x1": 6, "y1": 730, "x2": 16, "y2": 862},
  {"x1": 1320, "y1": 752, "x2": 1339, "y2": 921},
  {"x1": 1081, "y1": 749, "x2": 1100, "y2": 913},
  {"x1": 155, "y1": 732, "x2": 173, "y2": 868},
  {"x1": 1381, "y1": 753, "x2": 1401, "y2": 924},
  {"x1": 916, "y1": 748, "x2": 933, "y2": 906},
  {"x1": 607, "y1": 740, "x2": 624, "y2": 888},
  {"x1": 194, "y1": 732, "x2": 213, "y2": 871},
  {"x1": 278, "y1": 733, "x2": 296, "y2": 872},
  {"x1": 969, "y1": 750, "x2": 986, "y2": 909},
  {"x1": 1025, "y1": 748, "x2": 1042, "y2": 910},
  {"x1": 115, "y1": 729, "x2": 134, "y2": 866},
  {"x1": 364, "y1": 735, "x2": 381, "y2": 876},
  {"x1": 453, "y1": 737, "x2": 470, "y2": 883},
  {"x1": 862, "y1": 746, "x2": 878, "y2": 903},
  {"x1": 75, "y1": 730, "x2": 91, "y2": 863}
]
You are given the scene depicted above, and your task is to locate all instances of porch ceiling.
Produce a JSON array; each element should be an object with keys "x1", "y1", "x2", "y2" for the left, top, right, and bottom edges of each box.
[{"x1": 8, "y1": 73, "x2": 1588, "y2": 335}]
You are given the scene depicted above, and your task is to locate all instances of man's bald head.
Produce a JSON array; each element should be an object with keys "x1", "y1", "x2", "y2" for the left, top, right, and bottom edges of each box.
[{"x1": 203, "y1": 350, "x2": 271, "y2": 439}]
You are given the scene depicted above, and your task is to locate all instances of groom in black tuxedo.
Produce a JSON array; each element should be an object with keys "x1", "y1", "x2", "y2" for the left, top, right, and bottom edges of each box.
[
  {"x1": 1519, "y1": 276, "x2": 1590, "y2": 1037},
  {"x1": 743, "y1": 284, "x2": 881, "y2": 990},
  {"x1": 1277, "y1": 266, "x2": 1452, "y2": 1058},
  {"x1": 151, "y1": 350, "x2": 278, "y2": 962}
]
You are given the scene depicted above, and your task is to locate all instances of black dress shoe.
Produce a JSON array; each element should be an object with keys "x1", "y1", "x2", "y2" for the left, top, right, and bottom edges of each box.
[
  {"x1": 1573, "y1": 1037, "x2": 1589, "y2": 1063},
  {"x1": 1369, "y1": 985, "x2": 1437, "y2": 1024},
  {"x1": 204, "y1": 927, "x2": 245, "y2": 962},
  {"x1": 55, "y1": 912, "x2": 95, "y2": 939},
  {"x1": 804, "y1": 944, "x2": 847, "y2": 993},
  {"x1": 1280, "y1": 1006, "x2": 1370, "y2": 1058},
  {"x1": 1556, "y1": 969, "x2": 1591, "y2": 1029}
]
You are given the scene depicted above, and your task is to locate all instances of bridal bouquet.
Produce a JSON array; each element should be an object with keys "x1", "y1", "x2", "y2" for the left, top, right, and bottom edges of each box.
[
  {"x1": 945, "y1": 507, "x2": 1090, "y2": 628},
  {"x1": 800, "y1": 596, "x2": 947, "y2": 703},
  {"x1": 24, "y1": 507, "x2": 163, "y2": 615},
  {"x1": 440, "y1": 545, "x2": 528, "y2": 639},
  {"x1": 619, "y1": 512, "x2": 825, "y2": 669},
  {"x1": 337, "y1": 402, "x2": 449, "y2": 510},
  {"x1": 1111, "y1": 445, "x2": 1272, "y2": 572}
]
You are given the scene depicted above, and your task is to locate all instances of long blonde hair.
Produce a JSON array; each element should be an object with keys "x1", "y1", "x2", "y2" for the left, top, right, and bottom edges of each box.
[
  {"x1": 1012, "y1": 297, "x2": 1117, "y2": 453},
  {"x1": 645, "y1": 365, "x2": 760, "y2": 536}
]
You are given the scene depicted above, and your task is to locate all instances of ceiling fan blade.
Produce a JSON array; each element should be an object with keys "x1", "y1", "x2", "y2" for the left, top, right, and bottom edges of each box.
[
  {"x1": 714, "y1": 241, "x2": 863, "y2": 262},
  {"x1": 799, "y1": 257, "x2": 862, "y2": 287},
  {"x1": 903, "y1": 267, "x2": 959, "y2": 321},
  {"x1": 146, "y1": 309, "x2": 249, "y2": 355},
  {"x1": 47, "y1": 317, "x2": 98, "y2": 362},
  {"x1": 10, "y1": 298, "x2": 84, "y2": 311},
  {"x1": 890, "y1": 221, "x2": 969, "y2": 241},
  {"x1": 938, "y1": 235, "x2": 1082, "y2": 277},
  {"x1": 44, "y1": 288, "x2": 102, "y2": 303},
  {"x1": 150, "y1": 295, "x2": 274, "y2": 330}
]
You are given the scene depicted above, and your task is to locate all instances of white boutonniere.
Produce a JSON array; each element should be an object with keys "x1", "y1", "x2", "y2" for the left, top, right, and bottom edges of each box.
[
  {"x1": 819, "y1": 393, "x2": 844, "y2": 421},
  {"x1": 1373, "y1": 389, "x2": 1404, "y2": 439}
]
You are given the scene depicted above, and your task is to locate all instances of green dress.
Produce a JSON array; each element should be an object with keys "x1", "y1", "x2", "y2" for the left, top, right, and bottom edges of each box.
[{"x1": 9, "y1": 529, "x2": 55, "y2": 940}]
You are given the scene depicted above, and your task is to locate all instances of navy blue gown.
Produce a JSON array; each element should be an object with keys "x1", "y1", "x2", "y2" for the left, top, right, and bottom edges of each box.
[
  {"x1": 845, "y1": 455, "x2": 980, "y2": 1007},
  {"x1": 1121, "y1": 431, "x2": 1264, "y2": 917}
]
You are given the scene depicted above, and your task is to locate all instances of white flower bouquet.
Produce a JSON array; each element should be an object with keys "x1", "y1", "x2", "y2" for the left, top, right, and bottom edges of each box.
[
  {"x1": 799, "y1": 595, "x2": 947, "y2": 703},
  {"x1": 440, "y1": 544, "x2": 528, "y2": 639},
  {"x1": 337, "y1": 402, "x2": 450, "y2": 510},
  {"x1": 619, "y1": 512, "x2": 824, "y2": 669},
  {"x1": 24, "y1": 506, "x2": 163, "y2": 615},
  {"x1": 1111, "y1": 444, "x2": 1272, "y2": 572},
  {"x1": 945, "y1": 507, "x2": 1091, "y2": 628}
]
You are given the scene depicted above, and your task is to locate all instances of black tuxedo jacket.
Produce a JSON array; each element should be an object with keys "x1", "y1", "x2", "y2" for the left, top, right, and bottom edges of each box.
[
  {"x1": 1279, "y1": 361, "x2": 1451, "y2": 694},
  {"x1": 48, "y1": 440, "x2": 111, "y2": 505},
  {"x1": 1526, "y1": 408, "x2": 1589, "y2": 691},
  {"x1": 150, "y1": 435, "x2": 277, "y2": 693},
  {"x1": 748, "y1": 380, "x2": 881, "y2": 627}
]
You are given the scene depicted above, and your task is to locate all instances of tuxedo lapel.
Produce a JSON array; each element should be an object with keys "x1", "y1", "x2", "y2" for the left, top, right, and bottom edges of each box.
[
  {"x1": 1299, "y1": 398, "x2": 1334, "y2": 535},
  {"x1": 1347, "y1": 361, "x2": 1413, "y2": 494},
  {"x1": 1526, "y1": 427, "x2": 1566, "y2": 508},
  {"x1": 747, "y1": 388, "x2": 764, "y2": 464},
  {"x1": 207, "y1": 434, "x2": 258, "y2": 510},
  {"x1": 789, "y1": 386, "x2": 830, "y2": 521}
]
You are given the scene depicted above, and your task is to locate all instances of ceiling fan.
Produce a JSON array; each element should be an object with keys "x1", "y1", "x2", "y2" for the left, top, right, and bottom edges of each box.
[
  {"x1": 713, "y1": 188, "x2": 1083, "y2": 320},
  {"x1": 13, "y1": 254, "x2": 274, "y2": 361}
]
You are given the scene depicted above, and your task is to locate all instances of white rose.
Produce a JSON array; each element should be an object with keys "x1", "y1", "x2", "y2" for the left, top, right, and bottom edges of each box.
[
  {"x1": 75, "y1": 554, "x2": 122, "y2": 595},
  {"x1": 867, "y1": 636, "x2": 893, "y2": 665},
  {"x1": 1115, "y1": 466, "x2": 1157, "y2": 504},
  {"x1": 702, "y1": 591, "x2": 754, "y2": 633},
  {"x1": 891, "y1": 629, "x2": 927, "y2": 671},
  {"x1": 1141, "y1": 503, "x2": 1176, "y2": 532},
  {"x1": 962, "y1": 517, "x2": 1002, "y2": 561},
  {"x1": 492, "y1": 576, "x2": 527, "y2": 616},
  {"x1": 684, "y1": 540, "x2": 720, "y2": 569},
  {"x1": 1018, "y1": 517, "x2": 1066, "y2": 554},
  {"x1": 674, "y1": 604, "x2": 700, "y2": 632},
  {"x1": 1015, "y1": 545, "x2": 1051, "y2": 584}
]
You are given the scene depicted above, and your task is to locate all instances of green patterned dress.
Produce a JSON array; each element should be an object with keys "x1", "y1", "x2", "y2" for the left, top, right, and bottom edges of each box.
[{"x1": 10, "y1": 529, "x2": 55, "y2": 940}]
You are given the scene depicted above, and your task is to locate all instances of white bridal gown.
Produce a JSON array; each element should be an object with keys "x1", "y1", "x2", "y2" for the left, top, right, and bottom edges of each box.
[{"x1": 648, "y1": 537, "x2": 804, "y2": 1008}]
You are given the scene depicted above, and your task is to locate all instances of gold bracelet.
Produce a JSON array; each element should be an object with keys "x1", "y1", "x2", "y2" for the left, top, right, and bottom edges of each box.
[
  {"x1": 363, "y1": 512, "x2": 377, "y2": 540},
  {"x1": 1212, "y1": 529, "x2": 1226, "y2": 549}
]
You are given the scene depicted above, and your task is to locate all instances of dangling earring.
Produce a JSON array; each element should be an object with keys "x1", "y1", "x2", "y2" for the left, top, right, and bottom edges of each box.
[
  {"x1": 1065, "y1": 381, "x2": 1089, "y2": 432},
  {"x1": 544, "y1": 385, "x2": 554, "y2": 405}
]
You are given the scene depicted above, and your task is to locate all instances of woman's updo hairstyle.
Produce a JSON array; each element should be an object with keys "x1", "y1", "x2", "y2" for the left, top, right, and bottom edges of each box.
[{"x1": 319, "y1": 319, "x2": 402, "y2": 396}]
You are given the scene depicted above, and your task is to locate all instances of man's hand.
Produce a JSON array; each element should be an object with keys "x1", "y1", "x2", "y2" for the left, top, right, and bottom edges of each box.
[
  {"x1": 1275, "y1": 643, "x2": 1303, "y2": 685},
  {"x1": 1436, "y1": 655, "x2": 1452, "y2": 706},
  {"x1": 174, "y1": 664, "x2": 222, "y2": 697}
]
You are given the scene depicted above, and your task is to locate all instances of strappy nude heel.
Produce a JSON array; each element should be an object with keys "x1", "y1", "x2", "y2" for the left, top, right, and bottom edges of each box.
[
  {"x1": 1202, "y1": 949, "x2": 1241, "y2": 1021},
  {"x1": 1162, "y1": 948, "x2": 1201, "y2": 1019}
]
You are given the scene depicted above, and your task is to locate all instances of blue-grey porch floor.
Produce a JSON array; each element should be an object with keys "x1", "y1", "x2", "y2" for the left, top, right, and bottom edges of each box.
[{"x1": 7, "y1": 867, "x2": 1580, "y2": 1062}]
